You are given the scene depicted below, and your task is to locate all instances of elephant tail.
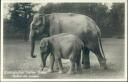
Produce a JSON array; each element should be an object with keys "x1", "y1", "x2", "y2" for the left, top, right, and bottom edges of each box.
[
  {"x1": 98, "y1": 36, "x2": 106, "y2": 59},
  {"x1": 95, "y1": 25, "x2": 106, "y2": 58}
]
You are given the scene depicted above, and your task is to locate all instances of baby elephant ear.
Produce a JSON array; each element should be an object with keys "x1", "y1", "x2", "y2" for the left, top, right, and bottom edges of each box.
[
  {"x1": 40, "y1": 40, "x2": 44, "y2": 48},
  {"x1": 40, "y1": 38, "x2": 49, "y2": 48},
  {"x1": 45, "y1": 39, "x2": 49, "y2": 47}
]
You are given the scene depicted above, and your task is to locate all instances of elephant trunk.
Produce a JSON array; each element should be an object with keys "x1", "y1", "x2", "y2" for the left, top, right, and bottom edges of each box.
[
  {"x1": 29, "y1": 30, "x2": 36, "y2": 58},
  {"x1": 42, "y1": 61, "x2": 46, "y2": 71},
  {"x1": 41, "y1": 55, "x2": 48, "y2": 71}
]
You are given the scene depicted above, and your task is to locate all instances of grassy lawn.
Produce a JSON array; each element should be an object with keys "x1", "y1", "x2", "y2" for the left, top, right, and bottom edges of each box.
[{"x1": 3, "y1": 38, "x2": 125, "y2": 79}]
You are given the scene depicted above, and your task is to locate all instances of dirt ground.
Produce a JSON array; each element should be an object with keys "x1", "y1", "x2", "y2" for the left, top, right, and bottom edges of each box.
[{"x1": 3, "y1": 38, "x2": 125, "y2": 79}]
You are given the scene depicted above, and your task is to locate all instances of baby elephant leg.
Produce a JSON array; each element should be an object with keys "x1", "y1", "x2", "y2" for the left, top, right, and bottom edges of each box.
[
  {"x1": 67, "y1": 59, "x2": 75, "y2": 74},
  {"x1": 54, "y1": 60, "x2": 59, "y2": 71},
  {"x1": 57, "y1": 58, "x2": 64, "y2": 74},
  {"x1": 47, "y1": 54, "x2": 55, "y2": 73}
]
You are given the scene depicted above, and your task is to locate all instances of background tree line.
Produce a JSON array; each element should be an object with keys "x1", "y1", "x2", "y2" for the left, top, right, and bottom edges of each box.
[{"x1": 4, "y1": 3, "x2": 124, "y2": 40}]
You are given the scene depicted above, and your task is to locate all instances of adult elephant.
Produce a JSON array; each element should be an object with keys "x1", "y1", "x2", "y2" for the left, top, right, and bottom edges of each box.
[{"x1": 29, "y1": 13, "x2": 107, "y2": 69}]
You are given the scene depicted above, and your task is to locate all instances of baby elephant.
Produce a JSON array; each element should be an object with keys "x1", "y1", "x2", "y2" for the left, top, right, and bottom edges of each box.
[{"x1": 40, "y1": 33, "x2": 84, "y2": 74}]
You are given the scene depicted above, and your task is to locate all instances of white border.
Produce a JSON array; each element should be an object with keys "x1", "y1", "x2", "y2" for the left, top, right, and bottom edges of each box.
[
  {"x1": 1, "y1": 0, "x2": 127, "y2": 3},
  {"x1": 1, "y1": 0, "x2": 127, "y2": 81}
]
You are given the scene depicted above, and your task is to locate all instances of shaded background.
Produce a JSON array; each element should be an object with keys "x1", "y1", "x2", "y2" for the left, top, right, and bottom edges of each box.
[{"x1": 3, "y1": 3, "x2": 124, "y2": 40}]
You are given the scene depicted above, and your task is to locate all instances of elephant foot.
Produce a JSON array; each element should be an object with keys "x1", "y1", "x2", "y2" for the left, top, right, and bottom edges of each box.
[
  {"x1": 47, "y1": 69, "x2": 54, "y2": 73},
  {"x1": 58, "y1": 70, "x2": 64, "y2": 74},
  {"x1": 54, "y1": 66, "x2": 59, "y2": 71},
  {"x1": 100, "y1": 60, "x2": 107, "y2": 70},
  {"x1": 82, "y1": 64, "x2": 90, "y2": 69},
  {"x1": 77, "y1": 68, "x2": 82, "y2": 73},
  {"x1": 54, "y1": 63, "x2": 59, "y2": 71},
  {"x1": 31, "y1": 54, "x2": 37, "y2": 58},
  {"x1": 100, "y1": 64, "x2": 108, "y2": 70},
  {"x1": 82, "y1": 61, "x2": 90, "y2": 69},
  {"x1": 41, "y1": 68, "x2": 44, "y2": 71}
]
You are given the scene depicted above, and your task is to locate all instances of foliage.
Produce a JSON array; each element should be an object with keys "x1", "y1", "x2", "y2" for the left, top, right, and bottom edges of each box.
[
  {"x1": 40, "y1": 3, "x2": 124, "y2": 37},
  {"x1": 4, "y1": 3, "x2": 125, "y2": 40},
  {"x1": 109, "y1": 3, "x2": 124, "y2": 37},
  {"x1": 4, "y1": 3, "x2": 35, "y2": 40}
]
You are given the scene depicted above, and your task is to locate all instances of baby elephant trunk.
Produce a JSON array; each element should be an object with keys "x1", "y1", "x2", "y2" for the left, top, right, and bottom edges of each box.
[
  {"x1": 41, "y1": 55, "x2": 47, "y2": 71},
  {"x1": 42, "y1": 60, "x2": 46, "y2": 71}
]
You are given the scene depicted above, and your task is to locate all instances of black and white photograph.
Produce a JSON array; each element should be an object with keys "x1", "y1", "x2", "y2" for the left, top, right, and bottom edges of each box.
[{"x1": 0, "y1": 0, "x2": 127, "y2": 81}]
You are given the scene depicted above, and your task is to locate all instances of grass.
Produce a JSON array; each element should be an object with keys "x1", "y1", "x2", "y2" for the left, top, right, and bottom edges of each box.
[{"x1": 3, "y1": 38, "x2": 125, "y2": 79}]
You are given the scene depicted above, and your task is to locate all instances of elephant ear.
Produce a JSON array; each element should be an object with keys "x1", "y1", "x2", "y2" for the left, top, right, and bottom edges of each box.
[
  {"x1": 38, "y1": 13, "x2": 45, "y2": 25},
  {"x1": 40, "y1": 38, "x2": 49, "y2": 50},
  {"x1": 42, "y1": 16, "x2": 45, "y2": 25},
  {"x1": 44, "y1": 39, "x2": 48, "y2": 48}
]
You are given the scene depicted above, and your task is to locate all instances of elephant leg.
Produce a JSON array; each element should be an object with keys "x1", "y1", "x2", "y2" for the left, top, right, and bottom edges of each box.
[
  {"x1": 57, "y1": 58, "x2": 64, "y2": 73},
  {"x1": 67, "y1": 59, "x2": 75, "y2": 74},
  {"x1": 54, "y1": 60, "x2": 59, "y2": 70},
  {"x1": 47, "y1": 54, "x2": 55, "y2": 73},
  {"x1": 76, "y1": 55, "x2": 82, "y2": 73},
  {"x1": 82, "y1": 47, "x2": 90, "y2": 69},
  {"x1": 92, "y1": 46, "x2": 107, "y2": 69},
  {"x1": 40, "y1": 52, "x2": 44, "y2": 70}
]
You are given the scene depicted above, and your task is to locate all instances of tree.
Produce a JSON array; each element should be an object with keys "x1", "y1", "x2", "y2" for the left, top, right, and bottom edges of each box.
[
  {"x1": 109, "y1": 3, "x2": 124, "y2": 37},
  {"x1": 4, "y1": 3, "x2": 124, "y2": 39},
  {"x1": 10, "y1": 3, "x2": 34, "y2": 41}
]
